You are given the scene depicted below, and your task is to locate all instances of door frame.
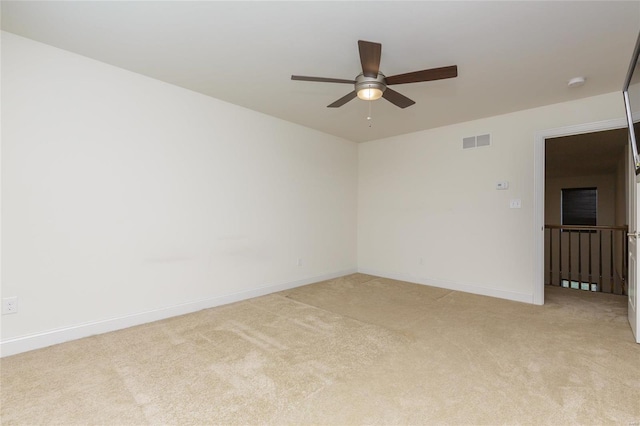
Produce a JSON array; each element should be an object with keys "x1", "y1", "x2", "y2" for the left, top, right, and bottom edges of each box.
[
  {"x1": 628, "y1": 161, "x2": 639, "y2": 342},
  {"x1": 533, "y1": 117, "x2": 628, "y2": 305}
]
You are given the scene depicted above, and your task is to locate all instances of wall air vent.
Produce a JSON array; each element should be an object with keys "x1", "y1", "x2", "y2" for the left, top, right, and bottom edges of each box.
[
  {"x1": 463, "y1": 136, "x2": 476, "y2": 149},
  {"x1": 462, "y1": 133, "x2": 491, "y2": 149}
]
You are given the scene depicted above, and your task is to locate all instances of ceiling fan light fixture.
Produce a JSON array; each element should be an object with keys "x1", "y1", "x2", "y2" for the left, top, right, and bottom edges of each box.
[
  {"x1": 354, "y1": 73, "x2": 386, "y2": 102},
  {"x1": 357, "y1": 87, "x2": 383, "y2": 101}
]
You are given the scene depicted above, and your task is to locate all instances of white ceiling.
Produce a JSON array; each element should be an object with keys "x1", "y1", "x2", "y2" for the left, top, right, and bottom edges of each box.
[{"x1": 2, "y1": 1, "x2": 639, "y2": 143}]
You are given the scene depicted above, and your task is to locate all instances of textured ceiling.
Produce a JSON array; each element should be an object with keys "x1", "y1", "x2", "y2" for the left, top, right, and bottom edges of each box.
[{"x1": 2, "y1": 1, "x2": 639, "y2": 142}]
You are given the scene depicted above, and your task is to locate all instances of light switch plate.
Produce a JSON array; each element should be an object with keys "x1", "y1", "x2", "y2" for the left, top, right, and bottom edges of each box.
[
  {"x1": 496, "y1": 181, "x2": 509, "y2": 190},
  {"x1": 2, "y1": 297, "x2": 18, "y2": 315}
]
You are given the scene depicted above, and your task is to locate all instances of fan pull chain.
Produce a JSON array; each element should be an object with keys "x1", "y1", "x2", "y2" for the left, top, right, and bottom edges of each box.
[{"x1": 367, "y1": 97, "x2": 373, "y2": 128}]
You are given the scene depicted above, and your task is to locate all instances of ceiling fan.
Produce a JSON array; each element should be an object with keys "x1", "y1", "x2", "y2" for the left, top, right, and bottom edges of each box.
[{"x1": 291, "y1": 40, "x2": 458, "y2": 109}]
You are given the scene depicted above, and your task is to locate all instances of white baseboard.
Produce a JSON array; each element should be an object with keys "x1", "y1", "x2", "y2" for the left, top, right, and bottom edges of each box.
[
  {"x1": 358, "y1": 267, "x2": 533, "y2": 304},
  {"x1": 0, "y1": 268, "x2": 357, "y2": 358}
]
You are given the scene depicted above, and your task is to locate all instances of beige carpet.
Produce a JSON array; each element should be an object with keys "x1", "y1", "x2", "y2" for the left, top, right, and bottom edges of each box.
[{"x1": 1, "y1": 273, "x2": 639, "y2": 425}]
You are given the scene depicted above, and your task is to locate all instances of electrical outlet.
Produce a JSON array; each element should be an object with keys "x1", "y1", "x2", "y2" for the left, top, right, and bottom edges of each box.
[
  {"x1": 297, "y1": 258, "x2": 303, "y2": 267},
  {"x1": 2, "y1": 297, "x2": 18, "y2": 315}
]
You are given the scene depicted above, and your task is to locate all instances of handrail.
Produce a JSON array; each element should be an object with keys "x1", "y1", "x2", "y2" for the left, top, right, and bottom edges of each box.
[
  {"x1": 545, "y1": 224, "x2": 628, "y2": 231},
  {"x1": 544, "y1": 224, "x2": 628, "y2": 295}
]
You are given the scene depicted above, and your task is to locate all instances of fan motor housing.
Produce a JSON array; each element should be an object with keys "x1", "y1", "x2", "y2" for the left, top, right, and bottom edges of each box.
[{"x1": 354, "y1": 72, "x2": 387, "y2": 94}]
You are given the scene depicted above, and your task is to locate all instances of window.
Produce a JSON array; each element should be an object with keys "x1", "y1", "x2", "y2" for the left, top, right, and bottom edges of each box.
[{"x1": 561, "y1": 187, "x2": 597, "y2": 226}]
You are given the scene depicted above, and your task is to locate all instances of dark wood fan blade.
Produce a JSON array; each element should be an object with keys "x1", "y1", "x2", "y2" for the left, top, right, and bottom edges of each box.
[
  {"x1": 358, "y1": 40, "x2": 382, "y2": 78},
  {"x1": 327, "y1": 91, "x2": 357, "y2": 108},
  {"x1": 382, "y1": 88, "x2": 415, "y2": 108},
  {"x1": 291, "y1": 75, "x2": 356, "y2": 84},
  {"x1": 385, "y1": 65, "x2": 458, "y2": 85}
]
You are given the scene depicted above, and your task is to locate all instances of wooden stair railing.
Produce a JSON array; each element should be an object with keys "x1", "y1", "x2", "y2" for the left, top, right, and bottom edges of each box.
[{"x1": 544, "y1": 225, "x2": 628, "y2": 295}]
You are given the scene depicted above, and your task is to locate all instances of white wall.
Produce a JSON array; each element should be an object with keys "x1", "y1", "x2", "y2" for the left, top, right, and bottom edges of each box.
[
  {"x1": 1, "y1": 32, "x2": 357, "y2": 355},
  {"x1": 358, "y1": 92, "x2": 626, "y2": 303},
  {"x1": 616, "y1": 149, "x2": 628, "y2": 228}
]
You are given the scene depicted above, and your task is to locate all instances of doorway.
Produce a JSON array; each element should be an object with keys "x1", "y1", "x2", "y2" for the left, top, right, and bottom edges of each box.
[
  {"x1": 533, "y1": 118, "x2": 629, "y2": 305},
  {"x1": 544, "y1": 129, "x2": 628, "y2": 295}
]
